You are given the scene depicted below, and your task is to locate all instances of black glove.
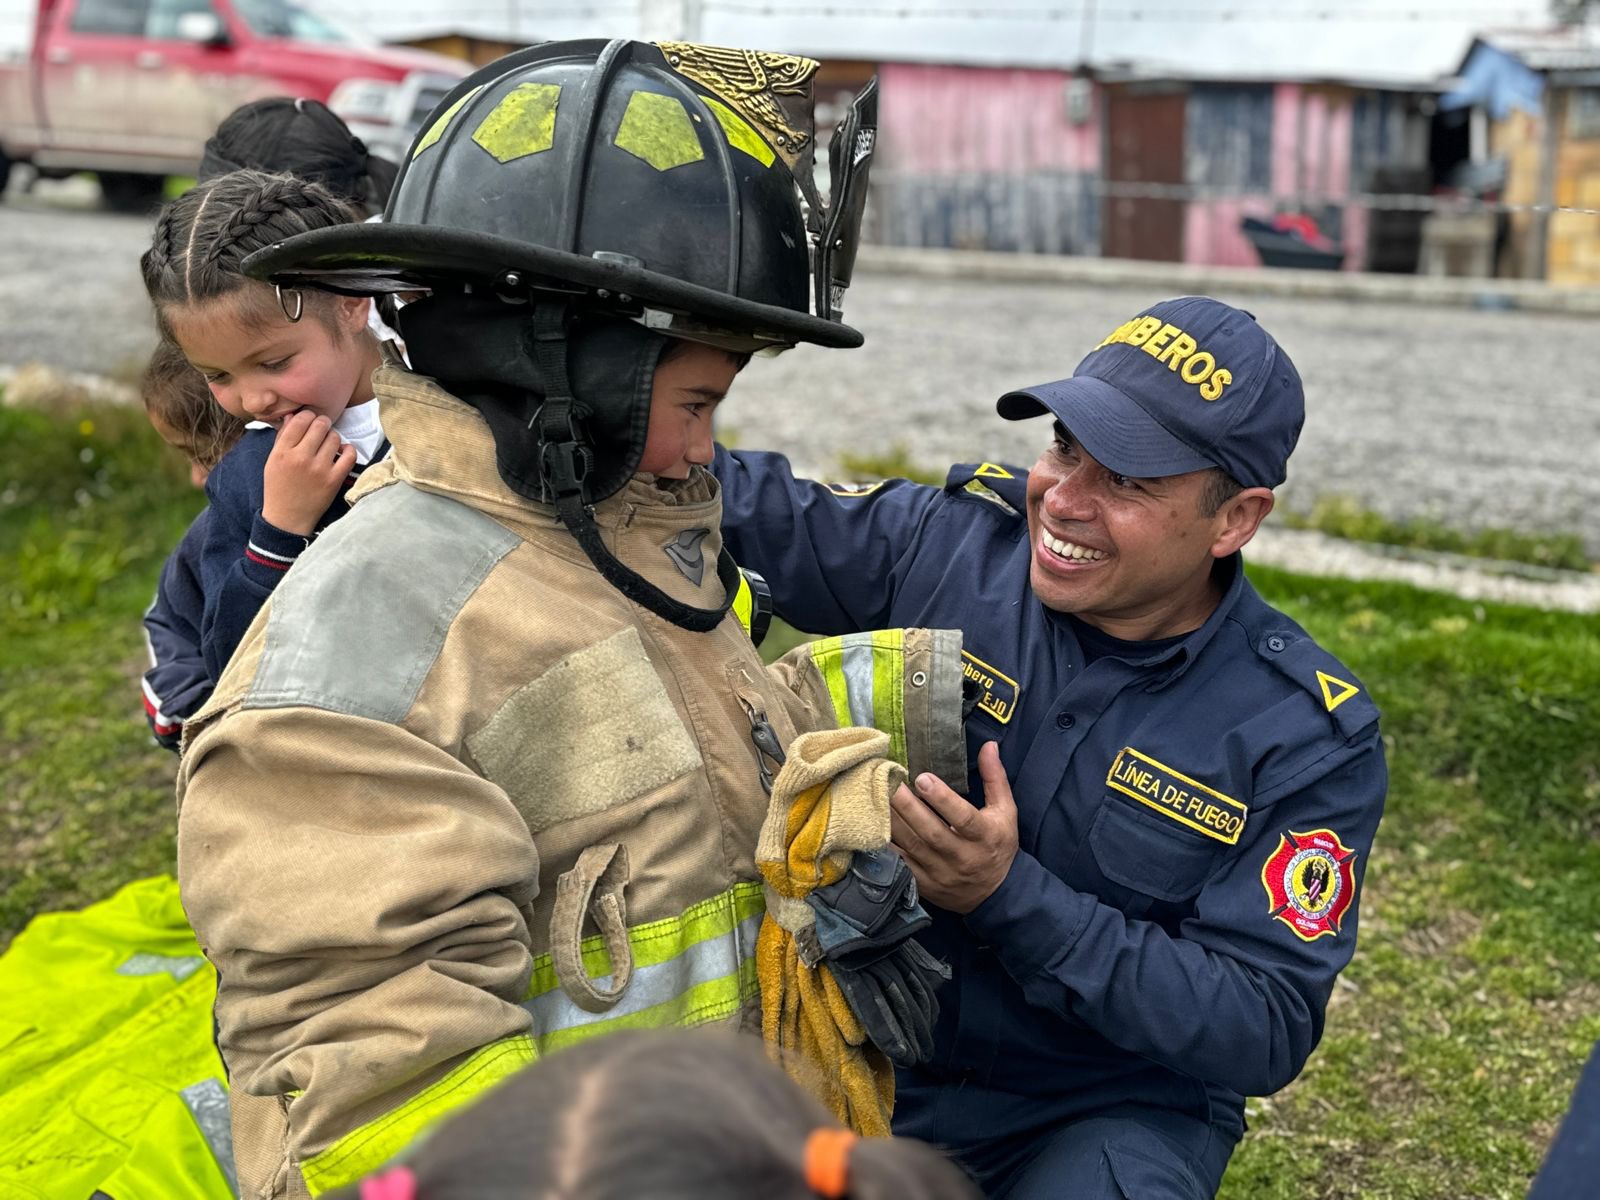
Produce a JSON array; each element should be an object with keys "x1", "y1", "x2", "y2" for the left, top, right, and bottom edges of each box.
[{"x1": 806, "y1": 848, "x2": 951, "y2": 1068}]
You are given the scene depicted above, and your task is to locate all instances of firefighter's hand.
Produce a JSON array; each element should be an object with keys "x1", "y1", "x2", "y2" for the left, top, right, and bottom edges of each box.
[
  {"x1": 890, "y1": 742, "x2": 1017, "y2": 914},
  {"x1": 261, "y1": 411, "x2": 356, "y2": 536}
]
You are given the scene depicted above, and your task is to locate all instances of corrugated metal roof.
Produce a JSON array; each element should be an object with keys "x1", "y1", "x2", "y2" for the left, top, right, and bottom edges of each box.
[
  {"x1": 307, "y1": 0, "x2": 1550, "y2": 88},
  {"x1": 1478, "y1": 26, "x2": 1600, "y2": 72}
]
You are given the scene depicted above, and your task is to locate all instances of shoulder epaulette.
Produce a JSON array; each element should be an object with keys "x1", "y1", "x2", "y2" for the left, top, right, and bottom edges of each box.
[
  {"x1": 1255, "y1": 631, "x2": 1379, "y2": 741},
  {"x1": 943, "y1": 462, "x2": 1029, "y2": 517}
]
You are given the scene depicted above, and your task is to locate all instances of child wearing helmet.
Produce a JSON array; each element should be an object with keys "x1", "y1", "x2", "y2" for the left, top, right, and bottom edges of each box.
[{"x1": 175, "y1": 40, "x2": 960, "y2": 1198}]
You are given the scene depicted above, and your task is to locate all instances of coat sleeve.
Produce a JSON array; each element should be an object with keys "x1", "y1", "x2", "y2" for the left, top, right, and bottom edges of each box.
[
  {"x1": 177, "y1": 704, "x2": 540, "y2": 1194},
  {"x1": 712, "y1": 446, "x2": 941, "y2": 633},
  {"x1": 764, "y1": 628, "x2": 969, "y2": 793},
  {"x1": 141, "y1": 514, "x2": 212, "y2": 752},
  {"x1": 964, "y1": 739, "x2": 1387, "y2": 1096},
  {"x1": 198, "y1": 451, "x2": 311, "y2": 683}
]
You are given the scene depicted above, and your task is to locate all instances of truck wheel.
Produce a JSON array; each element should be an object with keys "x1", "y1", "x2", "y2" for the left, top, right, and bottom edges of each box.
[
  {"x1": 99, "y1": 172, "x2": 166, "y2": 214},
  {"x1": 0, "y1": 149, "x2": 12, "y2": 200}
]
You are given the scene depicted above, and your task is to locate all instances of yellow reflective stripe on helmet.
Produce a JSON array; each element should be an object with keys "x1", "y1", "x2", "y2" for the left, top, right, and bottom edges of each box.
[
  {"x1": 472, "y1": 81, "x2": 561, "y2": 163},
  {"x1": 806, "y1": 631, "x2": 908, "y2": 766},
  {"x1": 413, "y1": 84, "x2": 484, "y2": 160},
  {"x1": 522, "y1": 882, "x2": 763, "y2": 1051},
  {"x1": 614, "y1": 90, "x2": 705, "y2": 171},
  {"x1": 299, "y1": 1035, "x2": 536, "y2": 1195},
  {"x1": 703, "y1": 95, "x2": 776, "y2": 167},
  {"x1": 732, "y1": 571, "x2": 754, "y2": 635}
]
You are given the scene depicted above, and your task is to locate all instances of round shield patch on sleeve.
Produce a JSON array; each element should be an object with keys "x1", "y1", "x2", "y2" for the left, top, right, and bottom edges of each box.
[{"x1": 1260, "y1": 828, "x2": 1358, "y2": 942}]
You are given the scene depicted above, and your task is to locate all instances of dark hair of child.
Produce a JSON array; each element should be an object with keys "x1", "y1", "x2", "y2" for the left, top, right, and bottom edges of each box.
[
  {"x1": 140, "y1": 337, "x2": 245, "y2": 470},
  {"x1": 199, "y1": 96, "x2": 397, "y2": 217},
  {"x1": 326, "y1": 1029, "x2": 982, "y2": 1200},
  {"x1": 140, "y1": 169, "x2": 364, "y2": 341}
]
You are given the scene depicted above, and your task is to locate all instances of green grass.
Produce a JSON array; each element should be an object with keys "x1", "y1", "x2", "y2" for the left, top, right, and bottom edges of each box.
[
  {"x1": 4, "y1": 400, "x2": 1598, "y2": 1198},
  {"x1": 1280, "y1": 494, "x2": 1592, "y2": 573},
  {"x1": 837, "y1": 443, "x2": 946, "y2": 486},
  {"x1": 1, "y1": 400, "x2": 202, "y2": 946}
]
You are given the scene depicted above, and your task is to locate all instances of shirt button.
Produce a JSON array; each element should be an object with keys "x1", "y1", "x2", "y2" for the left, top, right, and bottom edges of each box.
[
  {"x1": 1055, "y1": 712, "x2": 1076, "y2": 729},
  {"x1": 1266, "y1": 635, "x2": 1286, "y2": 652}
]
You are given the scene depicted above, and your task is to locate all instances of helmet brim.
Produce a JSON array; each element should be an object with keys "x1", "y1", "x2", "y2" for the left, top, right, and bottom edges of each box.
[{"x1": 241, "y1": 224, "x2": 864, "y2": 350}]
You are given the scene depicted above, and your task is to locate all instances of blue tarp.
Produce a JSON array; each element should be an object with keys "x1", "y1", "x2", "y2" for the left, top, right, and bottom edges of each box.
[{"x1": 1440, "y1": 41, "x2": 1546, "y2": 120}]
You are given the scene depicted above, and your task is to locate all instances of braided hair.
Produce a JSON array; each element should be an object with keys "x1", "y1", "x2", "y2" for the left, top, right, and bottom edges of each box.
[{"x1": 141, "y1": 169, "x2": 359, "y2": 336}]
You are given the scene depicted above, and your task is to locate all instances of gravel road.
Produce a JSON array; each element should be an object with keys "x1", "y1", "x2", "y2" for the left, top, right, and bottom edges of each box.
[{"x1": 4, "y1": 177, "x2": 1596, "y2": 562}]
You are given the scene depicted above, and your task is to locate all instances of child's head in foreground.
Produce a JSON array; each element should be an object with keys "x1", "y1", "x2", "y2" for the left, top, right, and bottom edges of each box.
[{"x1": 328, "y1": 1028, "x2": 982, "y2": 1200}]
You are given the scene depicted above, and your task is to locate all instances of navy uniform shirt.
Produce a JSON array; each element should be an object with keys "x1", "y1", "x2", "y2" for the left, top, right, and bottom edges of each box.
[{"x1": 713, "y1": 447, "x2": 1387, "y2": 1144}]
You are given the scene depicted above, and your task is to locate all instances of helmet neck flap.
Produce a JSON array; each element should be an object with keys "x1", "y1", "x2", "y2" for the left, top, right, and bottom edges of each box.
[{"x1": 402, "y1": 290, "x2": 740, "y2": 633}]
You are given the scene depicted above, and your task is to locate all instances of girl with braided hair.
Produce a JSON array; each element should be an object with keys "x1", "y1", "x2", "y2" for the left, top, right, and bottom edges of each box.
[
  {"x1": 197, "y1": 96, "x2": 407, "y2": 345},
  {"x1": 141, "y1": 168, "x2": 386, "y2": 687}
]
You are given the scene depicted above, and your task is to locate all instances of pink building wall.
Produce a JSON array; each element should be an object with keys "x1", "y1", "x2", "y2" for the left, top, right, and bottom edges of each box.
[
  {"x1": 877, "y1": 65, "x2": 1373, "y2": 270},
  {"x1": 878, "y1": 61, "x2": 1100, "y2": 175},
  {"x1": 1184, "y1": 83, "x2": 1369, "y2": 272}
]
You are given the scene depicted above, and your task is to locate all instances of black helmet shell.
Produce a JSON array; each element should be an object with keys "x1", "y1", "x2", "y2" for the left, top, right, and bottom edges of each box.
[{"x1": 243, "y1": 39, "x2": 859, "y2": 349}]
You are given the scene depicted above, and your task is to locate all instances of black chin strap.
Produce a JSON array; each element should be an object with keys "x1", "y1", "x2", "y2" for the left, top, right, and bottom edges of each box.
[{"x1": 529, "y1": 302, "x2": 738, "y2": 633}]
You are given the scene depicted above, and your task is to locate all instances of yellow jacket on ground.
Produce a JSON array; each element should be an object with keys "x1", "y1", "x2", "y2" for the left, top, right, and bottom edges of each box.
[
  {"x1": 0, "y1": 876, "x2": 233, "y2": 1199},
  {"x1": 177, "y1": 364, "x2": 965, "y2": 1198}
]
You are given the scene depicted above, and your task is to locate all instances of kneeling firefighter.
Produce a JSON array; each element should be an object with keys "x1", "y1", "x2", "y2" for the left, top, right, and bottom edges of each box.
[{"x1": 177, "y1": 39, "x2": 961, "y2": 1197}]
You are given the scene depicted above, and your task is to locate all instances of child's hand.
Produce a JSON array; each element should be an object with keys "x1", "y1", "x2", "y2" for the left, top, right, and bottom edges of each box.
[{"x1": 260, "y1": 411, "x2": 358, "y2": 536}]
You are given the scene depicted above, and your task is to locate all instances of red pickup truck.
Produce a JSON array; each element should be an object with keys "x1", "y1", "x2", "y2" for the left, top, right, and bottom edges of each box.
[{"x1": 0, "y1": 0, "x2": 468, "y2": 208}]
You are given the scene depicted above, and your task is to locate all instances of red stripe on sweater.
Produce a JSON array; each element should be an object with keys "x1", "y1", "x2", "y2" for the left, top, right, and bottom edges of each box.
[
  {"x1": 245, "y1": 548, "x2": 292, "y2": 571},
  {"x1": 141, "y1": 691, "x2": 181, "y2": 736}
]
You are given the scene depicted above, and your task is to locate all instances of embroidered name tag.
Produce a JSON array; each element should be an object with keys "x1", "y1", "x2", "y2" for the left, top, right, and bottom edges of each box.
[
  {"x1": 1106, "y1": 747, "x2": 1247, "y2": 844},
  {"x1": 961, "y1": 650, "x2": 1019, "y2": 724}
]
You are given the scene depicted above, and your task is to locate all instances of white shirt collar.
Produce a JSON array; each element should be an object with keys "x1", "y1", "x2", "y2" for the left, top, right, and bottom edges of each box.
[
  {"x1": 336, "y1": 400, "x2": 386, "y2": 465},
  {"x1": 244, "y1": 400, "x2": 386, "y2": 466}
]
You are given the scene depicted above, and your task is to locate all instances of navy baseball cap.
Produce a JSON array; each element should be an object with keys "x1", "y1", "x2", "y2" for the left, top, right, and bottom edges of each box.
[{"x1": 996, "y1": 296, "x2": 1305, "y2": 489}]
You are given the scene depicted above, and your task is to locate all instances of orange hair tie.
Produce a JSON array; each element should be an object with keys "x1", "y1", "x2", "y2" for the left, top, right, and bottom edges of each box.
[{"x1": 804, "y1": 1127, "x2": 858, "y2": 1198}]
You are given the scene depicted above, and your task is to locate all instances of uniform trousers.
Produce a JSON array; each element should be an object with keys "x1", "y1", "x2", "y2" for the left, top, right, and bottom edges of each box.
[{"x1": 897, "y1": 1084, "x2": 1238, "y2": 1199}]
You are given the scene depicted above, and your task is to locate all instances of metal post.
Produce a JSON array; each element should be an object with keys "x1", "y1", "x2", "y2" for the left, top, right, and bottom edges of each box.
[{"x1": 1531, "y1": 82, "x2": 1561, "y2": 280}]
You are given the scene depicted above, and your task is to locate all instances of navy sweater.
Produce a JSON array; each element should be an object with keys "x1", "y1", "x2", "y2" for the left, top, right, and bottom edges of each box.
[
  {"x1": 197, "y1": 427, "x2": 362, "y2": 684},
  {"x1": 141, "y1": 509, "x2": 211, "y2": 752}
]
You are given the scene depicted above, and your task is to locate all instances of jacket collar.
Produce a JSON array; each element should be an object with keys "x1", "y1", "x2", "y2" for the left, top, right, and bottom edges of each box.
[
  {"x1": 1137, "y1": 553, "x2": 1248, "y2": 690},
  {"x1": 1039, "y1": 554, "x2": 1249, "y2": 690},
  {"x1": 350, "y1": 364, "x2": 732, "y2": 609}
]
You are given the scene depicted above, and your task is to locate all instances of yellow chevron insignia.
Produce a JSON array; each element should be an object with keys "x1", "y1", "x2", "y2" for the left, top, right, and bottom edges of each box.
[
  {"x1": 1316, "y1": 670, "x2": 1360, "y2": 712},
  {"x1": 974, "y1": 462, "x2": 1014, "y2": 479}
]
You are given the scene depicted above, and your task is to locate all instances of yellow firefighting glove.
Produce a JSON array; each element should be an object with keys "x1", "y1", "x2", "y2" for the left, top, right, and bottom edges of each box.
[{"x1": 756, "y1": 726, "x2": 906, "y2": 1136}]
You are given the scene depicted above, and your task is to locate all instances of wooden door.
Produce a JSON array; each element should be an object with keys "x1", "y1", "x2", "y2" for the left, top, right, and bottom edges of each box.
[{"x1": 1102, "y1": 86, "x2": 1187, "y2": 262}]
